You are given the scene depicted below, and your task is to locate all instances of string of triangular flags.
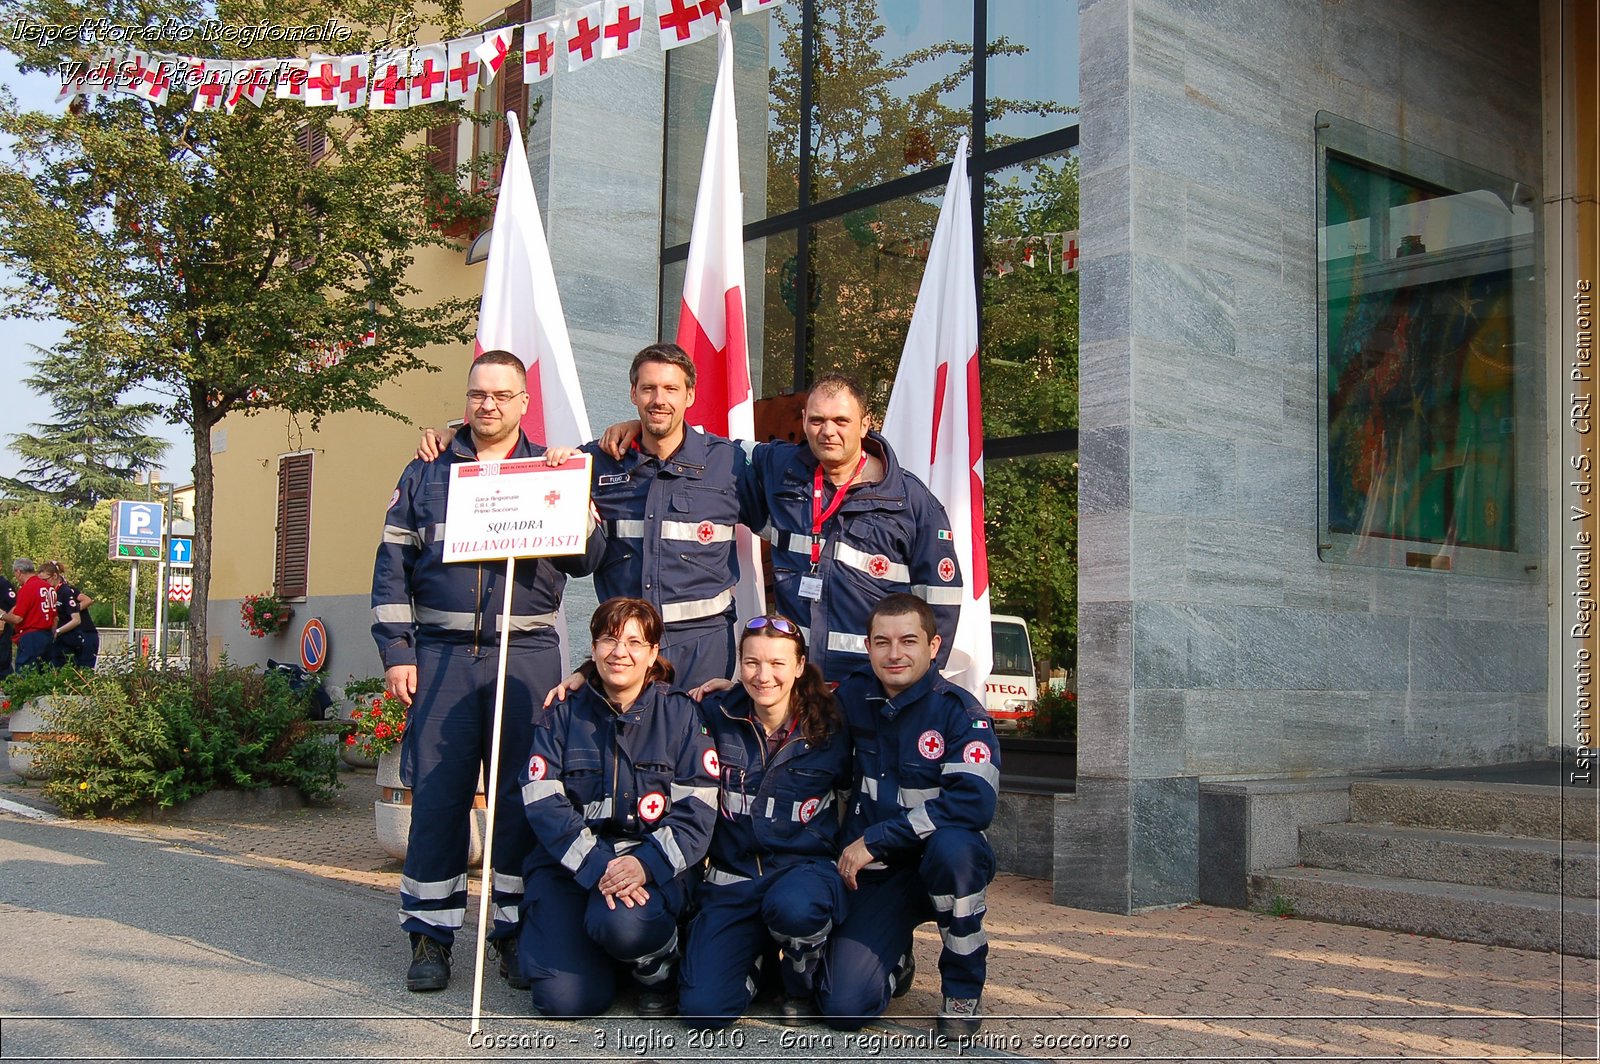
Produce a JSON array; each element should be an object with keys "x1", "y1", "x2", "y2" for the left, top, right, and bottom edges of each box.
[
  {"x1": 884, "y1": 229, "x2": 1081, "y2": 278},
  {"x1": 57, "y1": 0, "x2": 783, "y2": 113}
]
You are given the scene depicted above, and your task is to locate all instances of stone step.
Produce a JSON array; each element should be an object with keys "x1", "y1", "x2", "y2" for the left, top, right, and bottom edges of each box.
[
  {"x1": 1249, "y1": 866, "x2": 1598, "y2": 957},
  {"x1": 1299, "y1": 822, "x2": 1598, "y2": 898},
  {"x1": 1350, "y1": 779, "x2": 1598, "y2": 841}
]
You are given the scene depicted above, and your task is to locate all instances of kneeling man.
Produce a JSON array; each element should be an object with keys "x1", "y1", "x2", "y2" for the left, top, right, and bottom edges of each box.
[{"x1": 820, "y1": 593, "x2": 999, "y2": 1036}]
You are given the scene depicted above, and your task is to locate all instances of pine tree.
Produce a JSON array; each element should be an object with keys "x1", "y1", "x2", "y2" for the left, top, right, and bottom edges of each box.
[{"x1": 1, "y1": 345, "x2": 169, "y2": 507}]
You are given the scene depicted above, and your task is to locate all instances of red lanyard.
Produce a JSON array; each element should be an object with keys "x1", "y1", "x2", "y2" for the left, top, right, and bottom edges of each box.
[{"x1": 811, "y1": 455, "x2": 867, "y2": 566}]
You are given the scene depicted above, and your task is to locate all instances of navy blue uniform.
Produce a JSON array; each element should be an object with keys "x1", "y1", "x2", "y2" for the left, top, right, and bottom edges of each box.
[
  {"x1": 0, "y1": 574, "x2": 15, "y2": 678},
  {"x1": 53, "y1": 582, "x2": 98, "y2": 669},
  {"x1": 518, "y1": 680, "x2": 719, "y2": 1017},
  {"x1": 586, "y1": 430, "x2": 759, "y2": 688},
  {"x1": 747, "y1": 433, "x2": 963, "y2": 680},
  {"x1": 371, "y1": 425, "x2": 605, "y2": 949},
  {"x1": 679, "y1": 686, "x2": 853, "y2": 1026},
  {"x1": 817, "y1": 667, "x2": 1000, "y2": 1030}
]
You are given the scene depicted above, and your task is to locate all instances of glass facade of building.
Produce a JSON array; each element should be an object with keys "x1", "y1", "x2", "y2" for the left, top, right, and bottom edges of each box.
[{"x1": 661, "y1": 0, "x2": 1081, "y2": 671}]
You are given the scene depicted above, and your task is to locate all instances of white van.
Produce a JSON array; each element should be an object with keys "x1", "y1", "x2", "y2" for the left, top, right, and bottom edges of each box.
[{"x1": 984, "y1": 615, "x2": 1038, "y2": 732}]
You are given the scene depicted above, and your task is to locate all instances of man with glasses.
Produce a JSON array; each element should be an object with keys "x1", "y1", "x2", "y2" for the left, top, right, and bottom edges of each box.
[
  {"x1": 372, "y1": 350, "x2": 606, "y2": 995},
  {"x1": 420, "y1": 343, "x2": 757, "y2": 688}
]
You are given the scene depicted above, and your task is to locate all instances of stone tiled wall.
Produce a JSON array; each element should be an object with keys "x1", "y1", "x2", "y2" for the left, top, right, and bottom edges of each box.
[{"x1": 1060, "y1": 0, "x2": 1548, "y2": 911}]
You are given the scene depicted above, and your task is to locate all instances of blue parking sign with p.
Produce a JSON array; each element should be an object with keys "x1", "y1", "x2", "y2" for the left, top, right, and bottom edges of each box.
[{"x1": 111, "y1": 500, "x2": 165, "y2": 560}]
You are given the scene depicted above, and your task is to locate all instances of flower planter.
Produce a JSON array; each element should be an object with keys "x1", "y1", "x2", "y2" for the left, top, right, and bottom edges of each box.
[
  {"x1": 374, "y1": 749, "x2": 487, "y2": 866},
  {"x1": 6, "y1": 695, "x2": 90, "y2": 781},
  {"x1": 341, "y1": 744, "x2": 379, "y2": 771}
]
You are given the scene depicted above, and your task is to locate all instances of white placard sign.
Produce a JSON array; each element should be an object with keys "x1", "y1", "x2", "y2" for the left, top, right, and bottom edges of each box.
[{"x1": 442, "y1": 455, "x2": 593, "y2": 562}]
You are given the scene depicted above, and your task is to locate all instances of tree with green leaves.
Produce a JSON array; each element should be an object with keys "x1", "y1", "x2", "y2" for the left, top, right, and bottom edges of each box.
[
  {"x1": 0, "y1": 0, "x2": 494, "y2": 669},
  {"x1": 1, "y1": 344, "x2": 169, "y2": 507}
]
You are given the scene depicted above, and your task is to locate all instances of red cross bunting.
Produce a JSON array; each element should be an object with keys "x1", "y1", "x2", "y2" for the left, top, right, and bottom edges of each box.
[
  {"x1": 340, "y1": 61, "x2": 368, "y2": 105},
  {"x1": 606, "y1": 4, "x2": 642, "y2": 49},
  {"x1": 282, "y1": 64, "x2": 308, "y2": 97},
  {"x1": 638, "y1": 792, "x2": 666, "y2": 822},
  {"x1": 373, "y1": 62, "x2": 406, "y2": 104},
  {"x1": 447, "y1": 50, "x2": 477, "y2": 94},
  {"x1": 413, "y1": 56, "x2": 445, "y2": 99},
  {"x1": 1062, "y1": 237, "x2": 1080, "y2": 271},
  {"x1": 196, "y1": 75, "x2": 227, "y2": 109},
  {"x1": 696, "y1": 521, "x2": 716, "y2": 544},
  {"x1": 962, "y1": 741, "x2": 992, "y2": 765},
  {"x1": 526, "y1": 31, "x2": 555, "y2": 76},
  {"x1": 569, "y1": 14, "x2": 601, "y2": 62},
  {"x1": 868, "y1": 554, "x2": 891, "y2": 578},
  {"x1": 123, "y1": 52, "x2": 148, "y2": 91},
  {"x1": 919, "y1": 730, "x2": 945, "y2": 759},
  {"x1": 938, "y1": 557, "x2": 956, "y2": 583},
  {"x1": 307, "y1": 60, "x2": 340, "y2": 102},
  {"x1": 142, "y1": 63, "x2": 171, "y2": 99},
  {"x1": 657, "y1": 0, "x2": 700, "y2": 40},
  {"x1": 485, "y1": 32, "x2": 510, "y2": 73},
  {"x1": 699, "y1": 0, "x2": 727, "y2": 21}
]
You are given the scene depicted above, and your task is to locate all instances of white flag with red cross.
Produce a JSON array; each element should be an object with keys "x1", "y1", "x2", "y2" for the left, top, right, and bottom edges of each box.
[
  {"x1": 475, "y1": 110, "x2": 591, "y2": 451},
  {"x1": 231, "y1": 61, "x2": 272, "y2": 109},
  {"x1": 475, "y1": 26, "x2": 515, "y2": 84},
  {"x1": 117, "y1": 49, "x2": 151, "y2": 96},
  {"x1": 275, "y1": 57, "x2": 309, "y2": 101},
  {"x1": 676, "y1": 18, "x2": 765, "y2": 624},
  {"x1": 304, "y1": 54, "x2": 341, "y2": 106},
  {"x1": 192, "y1": 61, "x2": 232, "y2": 112},
  {"x1": 336, "y1": 54, "x2": 370, "y2": 111},
  {"x1": 446, "y1": 36, "x2": 483, "y2": 101},
  {"x1": 741, "y1": 0, "x2": 782, "y2": 11},
  {"x1": 565, "y1": 3, "x2": 605, "y2": 71},
  {"x1": 131, "y1": 52, "x2": 175, "y2": 105},
  {"x1": 655, "y1": 0, "x2": 724, "y2": 52},
  {"x1": 601, "y1": 0, "x2": 646, "y2": 58},
  {"x1": 368, "y1": 50, "x2": 411, "y2": 110},
  {"x1": 409, "y1": 44, "x2": 448, "y2": 105},
  {"x1": 521, "y1": 19, "x2": 560, "y2": 82},
  {"x1": 880, "y1": 134, "x2": 992, "y2": 701}
]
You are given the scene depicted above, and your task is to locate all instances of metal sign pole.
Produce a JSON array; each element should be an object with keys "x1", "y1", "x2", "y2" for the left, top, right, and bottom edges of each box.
[{"x1": 470, "y1": 555, "x2": 516, "y2": 1036}]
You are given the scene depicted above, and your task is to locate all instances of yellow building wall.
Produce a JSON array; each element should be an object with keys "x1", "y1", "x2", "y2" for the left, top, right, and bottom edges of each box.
[{"x1": 208, "y1": 241, "x2": 487, "y2": 602}]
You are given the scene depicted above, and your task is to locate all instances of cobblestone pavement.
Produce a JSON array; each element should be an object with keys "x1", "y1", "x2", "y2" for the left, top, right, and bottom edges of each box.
[{"x1": 2, "y1": 767, "x2": 1595, "y2": 1061}]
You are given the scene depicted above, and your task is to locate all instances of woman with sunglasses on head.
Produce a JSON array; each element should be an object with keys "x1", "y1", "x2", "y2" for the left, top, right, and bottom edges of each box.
[
  {"x1": 517, "y1": 598, "x2": 720, "y2": 1020},
  {"x1": 677, "y1": 615, "x2": 852, "y2": 1029}
]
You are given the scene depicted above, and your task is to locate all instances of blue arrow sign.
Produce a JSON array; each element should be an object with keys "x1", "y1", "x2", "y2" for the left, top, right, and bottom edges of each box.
[{"x1": 169, "y1": 537, "x2": 194, "y2": 568}]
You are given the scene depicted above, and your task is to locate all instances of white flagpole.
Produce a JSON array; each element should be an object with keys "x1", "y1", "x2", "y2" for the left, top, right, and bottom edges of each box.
[{"x1": 469, "y1": 554, "x2": 517, "y2": 1035}]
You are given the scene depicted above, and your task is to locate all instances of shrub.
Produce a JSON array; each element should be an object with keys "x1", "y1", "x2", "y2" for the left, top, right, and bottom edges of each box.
[
  {"x1": 1020, "y1": 684, "x2": 1078, "y2": 740},
  {"x1": 33, "y1": 658, "x2": 342, "y2": 817}
]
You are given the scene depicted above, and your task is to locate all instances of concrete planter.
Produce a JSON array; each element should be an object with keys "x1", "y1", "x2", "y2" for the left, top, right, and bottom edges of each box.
[
  {"x1": 6, "y1": 695, "x2": 91, "y2": 781},
  {"x1": 341, "y1": 744, "x2": 380, "y2": 771},
  {"x1": 374, "y1": 750, "x2": 486, "y2": 866}
]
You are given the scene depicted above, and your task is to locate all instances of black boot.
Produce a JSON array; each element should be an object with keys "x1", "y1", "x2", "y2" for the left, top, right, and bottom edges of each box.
[
  {"x1": 406, "y1": 932, "x2": 451, "y2": 992},
  {"x1": 496, "y1": 937, "x2": 531, "y2": 990}
]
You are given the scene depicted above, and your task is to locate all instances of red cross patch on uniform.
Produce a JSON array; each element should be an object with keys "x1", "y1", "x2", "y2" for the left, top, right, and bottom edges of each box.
[
  {"x1": 918, "y1": 730, "x2": 945, "y2": 759},
  {"x1": 938, "y1": 557, "x2": 956, "y2": 582},
  {"x1": 702, "y1": 748, "x2": 720, "y2": 778},
  {"x1": 638, "y1": 792, "x2": 667, "y2": 822},
  {"x1": 868, "y1": 554, "x2": 891, "y2": 578},
  {"x1": 388, "y1": 488, "x2": 400, "y2": 510},
  {"x1": 798, "y1": 797, "x2": 821, "y2": 823},
  {"x1": 527, "y1": 754, "x2": 547, "y2": 781},
  {"x1": 696, "y1": 520, "x2": 716, "y2": 544},
  {"x1": 962, "y1": 741, "x2": 992, "y2": 765}
]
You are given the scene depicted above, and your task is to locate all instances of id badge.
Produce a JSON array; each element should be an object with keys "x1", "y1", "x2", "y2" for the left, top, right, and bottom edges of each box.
[{"x1": 798, "y1": 574, "x2": 823, "y2": 601}]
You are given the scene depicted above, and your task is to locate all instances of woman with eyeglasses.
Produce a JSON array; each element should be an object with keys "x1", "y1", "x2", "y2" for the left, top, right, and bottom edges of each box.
[
  {"x1": 517, "y1": 598, "x2": 719, "y2": 1019},
  {"x1": 677, "y1": 614, "x2": 852, "y2": 1029}
]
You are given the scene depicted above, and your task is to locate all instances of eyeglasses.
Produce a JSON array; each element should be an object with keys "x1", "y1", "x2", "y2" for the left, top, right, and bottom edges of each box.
[
  {"x1": 595, "y1": 635, "x2": 655, "y2": 656},
  {"x1": 465, "y1": 389, "x2": 527, "y2": 407},
  {"x1": 746, "y1": 616, "x2": 802, "y2": 639}
]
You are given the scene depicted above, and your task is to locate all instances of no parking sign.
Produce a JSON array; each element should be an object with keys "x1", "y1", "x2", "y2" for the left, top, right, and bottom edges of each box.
[{"x1": 299, "y1": 618, "x2": 328, "y2": 673}]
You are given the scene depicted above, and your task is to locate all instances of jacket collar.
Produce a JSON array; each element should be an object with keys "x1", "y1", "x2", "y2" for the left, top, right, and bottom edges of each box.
[
  {"x1": 631, "y1": 425, "x2": 710, "y2": 478},
  {"x1": 786, "y1": 431, "x2": 904, "y2": 495},
  {"x1": 863, "y1": 666, "x2": 940, "y2": 720},
  {"x1": 446, "y1": 423, "x2": 539, "y2": 462}
]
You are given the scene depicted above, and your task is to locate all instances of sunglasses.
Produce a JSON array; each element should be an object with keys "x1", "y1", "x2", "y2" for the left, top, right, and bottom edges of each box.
[{"x1": 745, "y1": 616, "x2": 803, "y2": 642}]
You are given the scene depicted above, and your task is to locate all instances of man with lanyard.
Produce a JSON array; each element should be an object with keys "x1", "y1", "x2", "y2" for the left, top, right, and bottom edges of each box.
[
  {"x1": 418, "y1": 343, "x2": 756, "y2": 689},
  {"x1": 595, "y1": 372, "x2": 963, "y2": 683},
  {"x1": 820, "y1": 593, "x2": 1000, "y2": 1038},
  {"x1": 1, "y1": 558, "x2": 55, "y2": 672},
  {"x1": 372, "y1": 350, "x2": 606, "y2": 994}
]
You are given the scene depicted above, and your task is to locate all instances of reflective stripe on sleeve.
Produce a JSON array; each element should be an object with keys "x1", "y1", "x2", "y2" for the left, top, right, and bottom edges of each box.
[
  {"x1": 860, "y1": 777, "x2": 879, "y2": 799},
  {"x1": 941, "y1": 760, "x2": 1000, "y2": 791},
  {"x1": 652, "y1": 825, "x2": 688, "y2": 875},
  {"x1": 372, "y1": 602, "x2": 414, "y2": 624},
  {"x1": 912, "y1": 583, "x2": 964, "y2": 605},
  {"x1": 383, "y1": 525, "x2": 421, "y2": 547},
  {"x1": 705, "y1": 866, "x2": 751, "y2": 886},
  {"x1": 560, "y1": 830, "x2": 597, "y2": 873},
  {"x1": 834, "y1": 542, "x2": 910, "y2": 583},
  {"x1": 898, "y1": 786, "x2": 940, "y2": 807},
  {"x1": 521, "y1": 779, "x2": 564, "y2": 804},
  {"x1": 827, "y1": 631, "x2": 867, "y2": 655},
  {"x1": 908, "y1": 803, "x2": 937, "y2": 839},
  {"x1": 671, "y1": 782, "x2": 719, "y2": 808},
  {"x1": 583, "y1": 798, "x2": 613, "y2": 821}
]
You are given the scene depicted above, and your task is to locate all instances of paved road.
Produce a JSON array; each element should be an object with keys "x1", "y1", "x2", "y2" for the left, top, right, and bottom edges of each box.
[{"x1": 0, "y1": 812, "x2": 982, "y2": 1063}]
